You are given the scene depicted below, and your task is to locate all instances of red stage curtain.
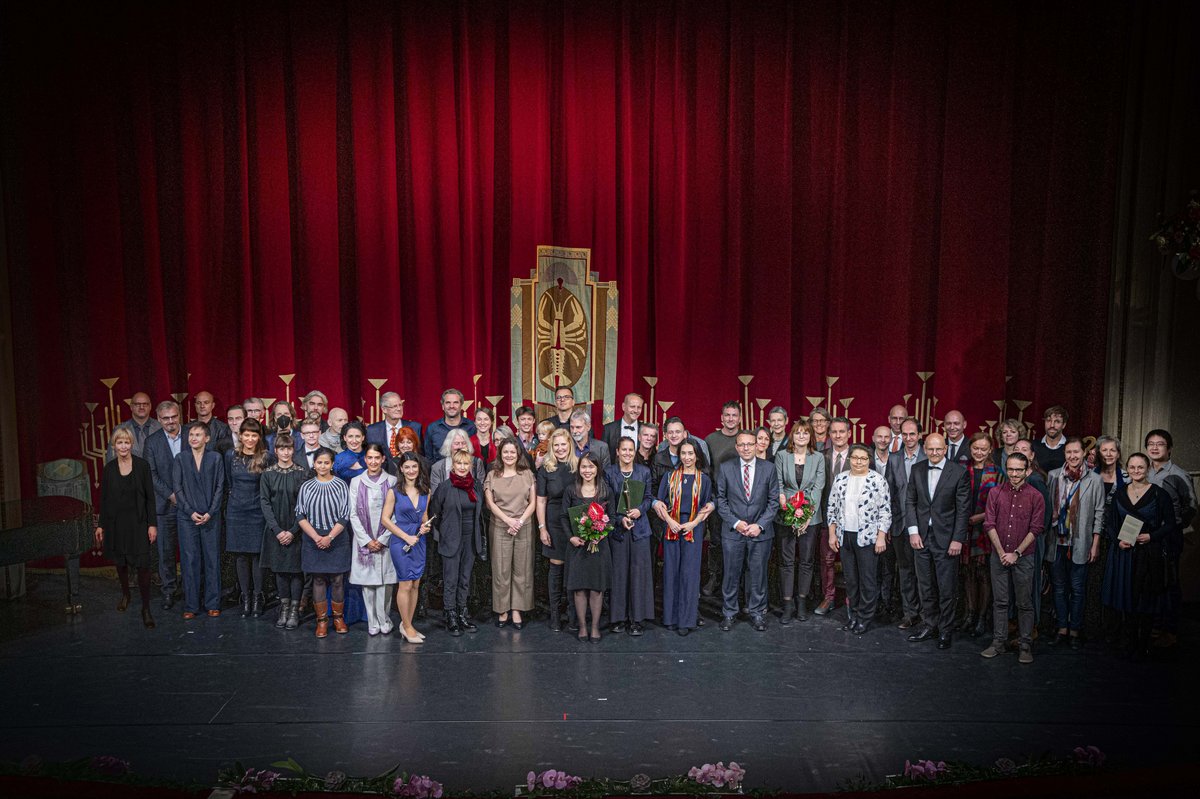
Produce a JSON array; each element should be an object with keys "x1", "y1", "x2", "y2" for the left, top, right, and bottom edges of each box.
[{"x1": 2, "y1": 0, "x2": 1130, "y2": 486}]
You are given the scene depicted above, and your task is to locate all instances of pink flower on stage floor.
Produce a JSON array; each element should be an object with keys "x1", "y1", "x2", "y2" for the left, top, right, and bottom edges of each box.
[
  {"x1": 393, "y1": 773, "x2": 445, "y2": 798},
  {"x1": 1073, "y1": 745, "x2": 1106, "y2": 767},
  {"x1": 526, "y1": 768, "x2": 582, "y2": 791},
  {"x1": 230, "y1": 768, "x2": 280, "y2": 794},
  {"x1": 994, "y1": 757, "x2": 1017, "y2": 774},
  {"x1": 903, "y1": 759, "x2": 946, "y2": 781},
  {"x1": 688, "y1": 761, "x2": 745, "y2": 790}
]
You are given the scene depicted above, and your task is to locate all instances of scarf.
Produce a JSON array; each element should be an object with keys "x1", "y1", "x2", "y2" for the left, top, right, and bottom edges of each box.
[
  {"x1": 450, "y1": 471, "x2": 477, "y2": 502},
  {"x1": 665, "y1": 469, "x2": 703, "y2": 542},
  {"x1": 966, "y1": 464, "x2": 1000, "y2": 558},
  {"x1": 1057, "y1": 467, "x2": 1084, "y2": 551},
  {"x1": 355, "y1": 472, "x2": 390, "y2": 568}
]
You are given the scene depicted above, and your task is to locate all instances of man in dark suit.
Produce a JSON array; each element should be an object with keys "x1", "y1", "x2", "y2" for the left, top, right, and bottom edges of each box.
[
  {"x1": 296, "y1": 419, "x2": 325, "y2": 473},
  {"x1": 366, "y1": 391, "x2": 423, "y2": 456},
  {"x1": 943, "y1": 410, "x2": 970, "y2": 466},
  {"x1": 601, "y1": 393, "x2": 644, "y2": 456},
  {"x1": 904, "y1": 433, "x2": 970, "y2": 649},
  {"x1": 886, "y1": 418, "x2": 926, "y2": 628},
  {"x1": 144, "y1": 401, "x2": 184, "y2": 609},
  {"x1": 715, "y1": 431, "x2": 780, "y2": 631}
]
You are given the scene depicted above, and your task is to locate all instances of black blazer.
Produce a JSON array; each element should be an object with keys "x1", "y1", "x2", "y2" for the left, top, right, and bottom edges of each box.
[
  {"x1": 602, "y1": 418, "x2": 640, "y2": 458},
  {"x1": 903, "y1": 459, "x2": 970, "y2": 550},
  {"x1": 428, "y1": 476, "x2": 485, "y2": 559}
]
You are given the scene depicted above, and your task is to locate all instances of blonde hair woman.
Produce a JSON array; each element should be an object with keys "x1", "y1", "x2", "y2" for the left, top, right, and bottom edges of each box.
[{"x1": 536, "y1": 428, "x2": 578, "y2": 631}]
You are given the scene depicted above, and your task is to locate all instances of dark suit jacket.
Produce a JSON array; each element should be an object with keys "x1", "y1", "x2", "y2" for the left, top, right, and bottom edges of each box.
[
  {"x1": 715, "y1": 457, "x2": 780, "y2": 541},
  {"x1": 602, "y1": 418, "x2": 641, "y2": 458},
  {"x1": 143, "y1": 429, "x2": 183, "y2": 515},
  {"x1": 578, "y1": 438, "x2": 611, "y2": 471},
  {"x1": 366, "y1": 419, "x2": 423, "y2": 451},
  {"x1": 945, "y1": 438, "x2": 971, "y2": 466},
  {"x1": 171, "y1": 449, "x2": 226, "y2": 520},
  {"x1": 886, "y1": 447, "x2": 927, "y2": 535},
  {"x1": 903, "y1": 459, "x2": 971, "y2": 550},
  {"x1": 822, "y1": 447, "x2": 853, "y2": 517},
  {"x1": 428, "y1": 475, "x2": 484, "y2": 559}
]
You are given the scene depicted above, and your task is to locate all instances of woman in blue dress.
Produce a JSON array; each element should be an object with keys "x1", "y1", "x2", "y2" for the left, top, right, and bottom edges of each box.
[
  {"x1": 652, "y1": 441, "x2": 715, "y2": 636},
  {"x1": 385, "y1": 452, "x2": 431, "y2": 644},
  {"x1": 1101, "y1": 452, "x2": 1180, "y2": 659},
  {"x1": 225, "y1": 418, "x2": 272, "y2": 616}
]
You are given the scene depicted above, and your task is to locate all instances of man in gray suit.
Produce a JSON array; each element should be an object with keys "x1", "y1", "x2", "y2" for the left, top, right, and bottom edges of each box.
[
  {"x1": 886, "y1": 417, "x2": 926, "y2": 628},
  {"x1": 143, "y1": 400, "x2": 184, "y2": 609},
  {"x1": 569, "y1": 409, "x2": 610, "y2": 470},
  {"x1": 716, "y1": 431, "x2": 780, "y2": 631},
  {"x1": 904, "y1": 433, "x2": 971, "y2": 649}
]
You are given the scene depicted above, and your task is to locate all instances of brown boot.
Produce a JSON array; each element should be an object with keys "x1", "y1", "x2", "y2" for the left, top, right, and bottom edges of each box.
[
  {"x1": 332, "y1": 601, "x2": 349, "y2": 634},
  {"x1": 314, "y1": 600, "x2": 329, "y2": 638}
]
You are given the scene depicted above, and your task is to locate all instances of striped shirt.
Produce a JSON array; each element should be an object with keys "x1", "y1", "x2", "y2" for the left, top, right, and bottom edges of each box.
[{"x1": 295, "y1": 476, "x2": 350, "y2": 531}]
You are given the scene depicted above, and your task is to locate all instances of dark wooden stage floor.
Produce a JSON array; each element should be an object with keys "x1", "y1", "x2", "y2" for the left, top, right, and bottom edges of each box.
[{"x1": 0, "y1": 574, "x2": 1193, "y2": 793}]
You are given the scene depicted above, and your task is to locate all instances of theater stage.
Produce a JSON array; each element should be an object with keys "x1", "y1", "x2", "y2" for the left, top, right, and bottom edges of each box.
[{"x1": 0, "y1": 573, "x2": 1193, "y2": 794}]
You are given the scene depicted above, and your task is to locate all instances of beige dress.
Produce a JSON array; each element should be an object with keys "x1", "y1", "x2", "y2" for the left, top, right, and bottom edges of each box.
[{"x1": 484, "y1": 470, "x2": 537, "y2": 611}]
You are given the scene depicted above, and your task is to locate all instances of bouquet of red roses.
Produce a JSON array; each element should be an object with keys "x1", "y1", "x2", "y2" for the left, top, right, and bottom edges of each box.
[
  {"x1": 780, "y1": 490, "x2": 815, "y2": 535},
  {"x1": 576, "y1": 501, "x2": 613, "y2": 553}
]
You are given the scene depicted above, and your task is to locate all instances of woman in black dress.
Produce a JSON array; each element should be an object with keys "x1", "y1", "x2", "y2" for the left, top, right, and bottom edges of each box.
[
  {"x1": 1101, "y1": 452, "x2": 1181, "y2": 658},
  {"x1": 94, "y1": 427, "x2": 158, "y2": 629},
  {"x1": 535, "y1": 428, "x2": 577, "y2": 631},
  {"x1": 226, "y1": 418, "x2": 272, "y2": 616},
  {"x1": 563, "y1": 453, "x2": 613, "y2": 643},
  {"x1": 259, "y1": 434, "x2": 308, "y2": 630}
]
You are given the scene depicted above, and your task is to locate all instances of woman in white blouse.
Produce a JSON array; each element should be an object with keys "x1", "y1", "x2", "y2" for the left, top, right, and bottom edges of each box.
[{"x1": 827, "y1": 444, "x2": 891, "y2": 635}]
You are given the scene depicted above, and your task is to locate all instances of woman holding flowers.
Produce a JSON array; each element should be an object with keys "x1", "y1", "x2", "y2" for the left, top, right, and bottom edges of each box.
[
  {"x1": 774, "y1": 419, "x2": 825, "y2": 623},
  {"x1": 653, "y1": 441, "x2": 715, "y2": 636},
  {"x1": 562, "y1": 453, "x2": 613, "y2": 643}
]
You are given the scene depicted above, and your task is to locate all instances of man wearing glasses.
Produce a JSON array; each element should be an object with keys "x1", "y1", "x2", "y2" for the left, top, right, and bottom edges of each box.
[
  {"x1": 981, "y1": 452, "x2": 1046, "y2": 664},
  {"x1": 715, "y1": 431, "x2": 781, "y2": 631},
  {"x1": 367, "y1": 392, "x2": 423, "y2": 457}
]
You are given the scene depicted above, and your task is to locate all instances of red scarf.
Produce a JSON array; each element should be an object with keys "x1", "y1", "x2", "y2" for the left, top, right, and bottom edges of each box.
[
  {"x1": 450, "y1": 472, "x2": 477, "y2": 502},
  {"x1": 665, "y1": 469, "x2": 703, "y2": 542}
]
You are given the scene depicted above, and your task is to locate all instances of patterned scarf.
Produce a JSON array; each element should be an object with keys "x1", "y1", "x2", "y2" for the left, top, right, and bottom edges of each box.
[
  {"x1": 968, "y1": 464, "x2": 1000, "y2": 556},
  {"x1": 1058, "y1": 464, "x2": 1084, "y2": 550},
  {"x1": 665, "y1": 469, "x2": 703, "y2": 542}
]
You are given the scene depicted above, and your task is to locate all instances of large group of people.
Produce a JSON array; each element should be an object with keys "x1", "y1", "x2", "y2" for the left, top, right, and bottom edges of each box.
[{"x1": 95, "y1": 387, "x2": 1194, "y2": 661}]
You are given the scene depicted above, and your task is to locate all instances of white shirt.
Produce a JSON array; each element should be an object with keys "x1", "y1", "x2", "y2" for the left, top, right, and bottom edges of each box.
[
  {"x1": 843, "y1": 474, "x2": 868, "y2": 531},
  {"x1": 946, "y1": 437, "x2": 966, "y2": 461},
  {"x1": 734, "y1": 457, "x2": 756, "y2": 531},
  {"x1": 907, "y1": 460, "x2": 944, "y2": 535},
  {"x1": 619, "y1": 419, "x2": 639, "y2": 441},
  {"x1": 166, "y1": 431, "x2": 182, "y2": 458}
]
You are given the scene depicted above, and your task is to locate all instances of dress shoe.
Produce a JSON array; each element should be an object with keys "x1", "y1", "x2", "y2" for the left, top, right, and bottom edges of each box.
[
  {"x1": 1018, "y1": 646, "x2": 1034, "y2": 664},
  {"x1": 161, "y1": 595, "x2": 176, "y2": 611},
  {"x1": 241, "y1": 593, "x2": 252, "y2": 617},
  {"x1": 610, "y1": 621, "x2": 626, "y2": 634},
  {"x1": 589, "y1": 633, "x2": 602, "y2": 643},
  {"x1": 251, "y1": 593, "x2": 264, "y2": 617},
  {"x1": 852, "y1": 620, "x2": 869, "y2": 635},
  {"x1": 458, "y1": 610, "x2": 478, "y2": 633},
  {"x1": 1069, "y1": 635, "x2": 1083, "y2": 651},
  {"x1": 400, "y1": 627, "x2": 425, "y2": 644},
  {"x1": 142, "y1": 607, "x2": 156, "y2": 629},
  {"x1": 677, "y1": 627, "x2": 691, "y2": 636},
  {"x1": 813, "y1": 599, "x2": 833, "y2": 616},
  {"x1": 701, "y1": 574, "x2": 718, "y2": 597},
  {"x1": 207, "y1": 609, "x2": 221, "y2": 617},
  {"x1": 907, "y1": 625, "x2": 938, "y2": 642},
  {"x1": 937, "y1": 632, "x2": 953, "y2": 650},
  {"x1": 897, "y1": 616, "x2": 918, "y2": 630},
  {"x1": 285, "y1": 601, "x2": 300, "y2": 630},
  {"x1": 548, "y1": 610, "x2": 562, "y2": 632},
  {"x1": 182, "y1": 611, "x2": 197, "y2": 620},
  {"x1": 972, "y1": 616, "x2": 990, "y2": 638},
  {"x1": 795, "y1": 599, "x2": 810, "y2": 621},
  {"x1": 496, "y1": 615, "x2": 510, "y2": 628},
  {"x1": 117, "y1": 593, "x2": 130, "y2": 612},
  {"x1": 719, "y1": 616, "x2": 734, "y2": 632},
  {"x1": 840, "y1": 619, "x2": 855, "y2": 632},
  {"x1": 779, "y1": 599, "x2": 794, "y2": 625},
  {"x1": 696, "y1": 617, "x2": 706, "y2": 627},
  {"x1": 751, "y1": 615, "x2": 767, "y2": 632},
  {"x1": 629, "y1": 622, "x2": 644, "y2": 636},
  {"x1": 276, "y1": 601, "x2": 290, "y2": 629},
  {"x1": 445, "y1": 610, "x2": 462, "y2": 637},
  {"x1": 1049, "y1": 632, "x2": 1068, "y2": 646},
  {"x1": 512, "y1": 618, "x2": 525, "y2": 630}
]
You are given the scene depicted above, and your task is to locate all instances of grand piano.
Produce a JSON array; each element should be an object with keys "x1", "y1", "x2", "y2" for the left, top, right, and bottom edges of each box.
[{"x1": 0, "y1": 496, "x2": 92, "y2": 613}]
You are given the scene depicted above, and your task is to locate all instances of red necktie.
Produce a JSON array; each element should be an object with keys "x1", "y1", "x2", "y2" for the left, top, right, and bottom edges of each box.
[
  {"x1": 389, "y1": 426, "x2": 400, "y2": 457},
  {"x1": 743, "y1": 462, "x2": 752, "y2": 500}
]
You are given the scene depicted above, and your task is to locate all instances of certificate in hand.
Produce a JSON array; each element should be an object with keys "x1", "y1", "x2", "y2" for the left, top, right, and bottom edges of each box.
[
  {"x1": 617, "y1": 479, "x2": 646, "y2": 513},
  {"x1": 1117, "y1": 515, "x2": 1143, "y2": 545}
]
